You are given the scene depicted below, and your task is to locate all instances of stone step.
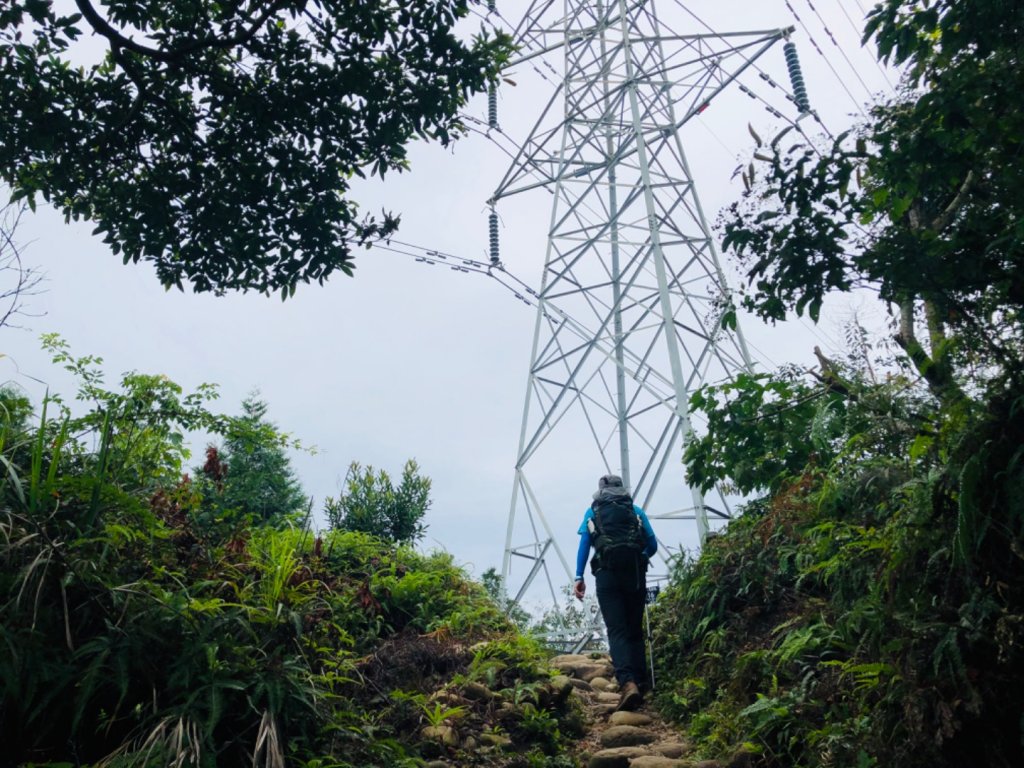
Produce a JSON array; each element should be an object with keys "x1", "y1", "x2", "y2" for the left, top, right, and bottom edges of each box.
[
  {"x1": 600, "y1": 725, "x2": 658, "y2": 749},
  {"x1": 608, "y1": 711, "x2": 653, "y2": 727},
  {"x1": 650, "y1": 742, "x2": 690, "y2": 759},
  {"x1": 587, "y1": 746, "x2": 650, "y2": 768},
  {"x1": 629, "y1": 757, "x2": 687, "y2": 768}
]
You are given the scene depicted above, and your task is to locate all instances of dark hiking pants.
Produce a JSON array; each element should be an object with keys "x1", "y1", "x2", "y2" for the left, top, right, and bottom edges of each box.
[{"x1": 595, "y1": 565, "x2": 647, "y2": 690}]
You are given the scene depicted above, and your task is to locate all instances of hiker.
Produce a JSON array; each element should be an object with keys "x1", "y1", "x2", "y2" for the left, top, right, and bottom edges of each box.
[{"x1": 573, "y1": 474, "x2": 657, "y2": 711}]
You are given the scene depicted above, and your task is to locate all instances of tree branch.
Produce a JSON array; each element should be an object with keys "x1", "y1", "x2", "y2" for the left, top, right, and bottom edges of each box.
[
  {"x1": 813, "y1": 345, "x2": 852, "y2": 397},
  {"x1": 931, "y1": 170, "x2": 976, "y2": 233},
  {"x1": 897, "y1": 295, "x2": 916, "y2": 349},
  {"x1": 1, "y1": 203, "x2": 44, "y2": 330},
  {"x1": 74, "y1": 0, "x2": 287, "y2": 64},
  {"x1": 923, "y1": 297, "x2": 946, "y2": 357}
]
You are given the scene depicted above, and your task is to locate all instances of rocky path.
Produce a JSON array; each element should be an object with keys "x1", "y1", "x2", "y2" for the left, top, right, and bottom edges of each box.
[{"x1": 549, "y1": 653, "x2": 731, "y2": 768}]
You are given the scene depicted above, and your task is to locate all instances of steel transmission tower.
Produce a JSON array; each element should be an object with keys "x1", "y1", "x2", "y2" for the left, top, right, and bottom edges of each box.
[{"x1": 492, "y1": 1, "x2": 795, "y2": 611}]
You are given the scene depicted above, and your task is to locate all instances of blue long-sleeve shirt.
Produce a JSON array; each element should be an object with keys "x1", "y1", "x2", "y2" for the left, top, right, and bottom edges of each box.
[{"x1": 575, "y1": 504, "x2": 657, "y2": 580}]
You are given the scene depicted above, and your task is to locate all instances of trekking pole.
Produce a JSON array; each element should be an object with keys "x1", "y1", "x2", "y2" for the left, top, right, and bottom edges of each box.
[{"x1": 644, "y1": 584, "x2": 660, "y2": 690}]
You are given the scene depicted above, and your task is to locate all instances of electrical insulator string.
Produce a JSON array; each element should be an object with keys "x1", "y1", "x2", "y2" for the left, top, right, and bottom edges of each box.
[
  {"x1": 488, "y1": 86, "x2": 499, "y2": 130},
  {"x1": 657, "y1": 10, "x2": 838, "y2": 145},
  {"x1": 783, "y1": 41, "x2": 812, "y2": 113},
  {"x1": 782, "y1": 0, "x2": 867, "y2": 115},
  {"x1": 488, "y1": 209, "x2": 501, "y2": 265},
  {"x1": 786, "y1": 0, "x2": 868, "y2": 115}
]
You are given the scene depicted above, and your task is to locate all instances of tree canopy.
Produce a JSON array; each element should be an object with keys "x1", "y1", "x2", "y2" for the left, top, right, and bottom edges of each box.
[
  {"x1": 0, "y1": 0, "x2": 510, "y2": 296},
  {"x1": 722, "y1": 0, "x2": 1024, "y2": 405},
  {"x1": 326, "y1": 459, "x2": 431, "y2": 545}
]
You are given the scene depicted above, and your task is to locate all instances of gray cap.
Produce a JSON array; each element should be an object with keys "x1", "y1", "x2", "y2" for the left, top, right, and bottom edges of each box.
[{"x1": 598, "y1": 474, "x2": 624, "y2": 490}]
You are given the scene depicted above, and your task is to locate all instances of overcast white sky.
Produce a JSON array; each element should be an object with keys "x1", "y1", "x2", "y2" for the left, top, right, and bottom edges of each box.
[{"x1": 1, "y1": 0, "x2": 896, "y2": 608}]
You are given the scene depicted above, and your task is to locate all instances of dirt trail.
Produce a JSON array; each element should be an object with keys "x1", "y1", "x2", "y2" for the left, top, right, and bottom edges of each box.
[{"x1": 549, "y1": 653, "x2": 712, "y2": 768}]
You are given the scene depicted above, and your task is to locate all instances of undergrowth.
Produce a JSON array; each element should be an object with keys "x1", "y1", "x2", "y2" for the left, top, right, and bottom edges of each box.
[
  {"x1": 651, "y1": 383, "x2": 1024, "y2": 768},
  {"x1": 0, "y1": 353, "x2": 579, "y2": 767}
]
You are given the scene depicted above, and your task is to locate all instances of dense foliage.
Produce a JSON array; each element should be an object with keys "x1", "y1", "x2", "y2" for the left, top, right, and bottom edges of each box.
[
  {"x1": 0, "y1": 0, "x2": 510, "y2": 295},
  {"x1": 654, "y1": 360, "x2": 1024, "y2": 767},
  {"x1": 0, "y1": 345, "x2": 580, "y2": 766},
  {"x1": 651, "y1": 2, "x2": 1024, "y2": 767}
]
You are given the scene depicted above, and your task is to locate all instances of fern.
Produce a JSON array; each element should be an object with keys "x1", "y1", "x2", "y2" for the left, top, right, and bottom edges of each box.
[{"x1": 954, "y1": 452, "x2": 986, "y2": 565}]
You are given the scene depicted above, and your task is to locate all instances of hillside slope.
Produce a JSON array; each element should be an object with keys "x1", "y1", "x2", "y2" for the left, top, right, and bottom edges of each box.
[{"x1": 0, "y1": 501, "x2": 591, "y2": 767}]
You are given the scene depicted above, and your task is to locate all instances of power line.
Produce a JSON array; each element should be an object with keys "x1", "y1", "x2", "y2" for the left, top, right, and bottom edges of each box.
[
  {"x1": 373, "y1": 230, "x2": 847, "y2": 447},
  {"x1": 467, "y1": 5, "x2": 501, "y2": 32},
  {"x1": 369, "y1": 238, "x2": 542, "y2": 310},
  {"x1": 459, "y1": 115, "x2": 522, "y2": 163},
  {"x1": 496, "y1": 0, "x2": 831, "y2": 164},
  {"x1": 657, "y1": 4, "x2": 798, "y2": 116},
  {"x1": 801, "y1": 0, "x2": 877, "y2": 100},
  {"x1": 695, "y1": 115, "x2": 740, "y2": 163},
  {"x1": 619, "y1": 8, "x2": 862, "y2": 363},
  {"x1": 482, "y1": 0, "x2": 851, "y2": 362},
  {"x1": 828, "y1": 0, "x2": 897, "y2": 90}
]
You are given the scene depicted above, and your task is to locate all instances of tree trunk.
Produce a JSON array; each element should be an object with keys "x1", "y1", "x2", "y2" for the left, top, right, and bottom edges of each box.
[{"x1": 894, "y1": 294, "x2": 966, "y2": 407}]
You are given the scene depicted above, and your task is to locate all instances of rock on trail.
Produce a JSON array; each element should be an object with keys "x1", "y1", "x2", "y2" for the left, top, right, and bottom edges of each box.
[{"x1": 551, "y1": 653, "x2": 701, "y2": 768}]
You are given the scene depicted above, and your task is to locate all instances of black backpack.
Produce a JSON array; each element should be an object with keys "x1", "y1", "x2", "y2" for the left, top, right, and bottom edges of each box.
[{"x1": 589, "y1": 494, "x2": 647, "y2": 573}]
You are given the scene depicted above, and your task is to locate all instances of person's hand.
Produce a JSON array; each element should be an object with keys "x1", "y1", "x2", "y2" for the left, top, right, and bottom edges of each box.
[{"x1": 573, "y1": 579, "x2": 585, "y2": 601}]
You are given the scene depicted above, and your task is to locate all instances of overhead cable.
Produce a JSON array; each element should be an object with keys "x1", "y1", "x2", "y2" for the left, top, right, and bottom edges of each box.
[
  {"x1": 828, "y1": 0, "x2": 897, "y2": 89},
  {"x1": 801, "y1": 0, "x2": 877, "y2": 100},
  {"x1": 852, "y1": 0, "x2": 872, "y2": 16},
  {"x1": 369, "y1": 238, "x2": 541, "y2": 311}
]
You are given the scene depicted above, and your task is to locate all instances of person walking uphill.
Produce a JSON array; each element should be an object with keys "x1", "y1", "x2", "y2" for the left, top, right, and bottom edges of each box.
[{"x1": 573, "y1": 474, "x2": 657, "y2": 712}]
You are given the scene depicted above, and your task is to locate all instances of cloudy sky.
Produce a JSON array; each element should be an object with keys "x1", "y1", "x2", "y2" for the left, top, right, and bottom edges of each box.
[{"x1": 1, "y1": 0, "x2": 896, "y2": 610}]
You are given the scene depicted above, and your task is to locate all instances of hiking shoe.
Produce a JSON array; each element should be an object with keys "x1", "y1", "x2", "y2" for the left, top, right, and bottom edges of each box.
[{"x1": 616, "y1": 681, "x2": 642, "y2": 712}]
